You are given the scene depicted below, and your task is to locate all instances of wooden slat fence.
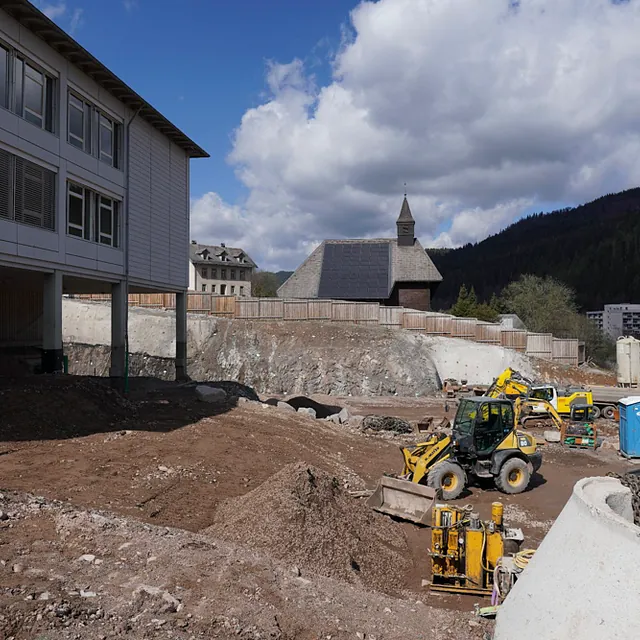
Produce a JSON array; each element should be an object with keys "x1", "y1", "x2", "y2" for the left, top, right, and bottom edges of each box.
[{"x1": 71, "y1": 293, "x2": 582, "y2": 364}]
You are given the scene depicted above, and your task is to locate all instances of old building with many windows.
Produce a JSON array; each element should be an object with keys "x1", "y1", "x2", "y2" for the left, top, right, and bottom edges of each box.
[
  {"x1": 0, "y1": 0, "x2": 208, "y2": 377},
  {"x1": 189, "y1": 242, "x2": 257, "y2": 296}
]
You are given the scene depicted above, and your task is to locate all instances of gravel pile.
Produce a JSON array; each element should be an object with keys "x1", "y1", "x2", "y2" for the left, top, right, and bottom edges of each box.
[{"x1": 206, "y1": 462, "x2": 412, "y2": 594}]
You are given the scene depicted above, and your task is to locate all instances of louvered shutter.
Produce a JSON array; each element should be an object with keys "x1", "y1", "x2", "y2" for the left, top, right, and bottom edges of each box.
[
  {"x1": 14, "y1": 156, "x2": 55, "y2": 230},
  {"x1": 0, "y1": 148, "x2": 12, "y2": 221}
]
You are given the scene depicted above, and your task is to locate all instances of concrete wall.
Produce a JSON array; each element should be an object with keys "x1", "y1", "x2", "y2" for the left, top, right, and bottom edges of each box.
[{"x1": 494, "y1": 476, "x2": 640, "y2": 640}]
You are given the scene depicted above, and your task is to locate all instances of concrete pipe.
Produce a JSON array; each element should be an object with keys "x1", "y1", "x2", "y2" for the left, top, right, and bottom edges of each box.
[{"x1": 494, "y1": 476, "x2": 640, "y2": 640}]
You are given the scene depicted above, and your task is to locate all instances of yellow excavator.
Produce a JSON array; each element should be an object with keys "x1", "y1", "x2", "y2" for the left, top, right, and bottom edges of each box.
[
  {"x1": 487, "y1": 368, "x2": 593, "y2": 421},
  {"x1": 368, "y1": 396, "x2": 542, "y2": 523}
]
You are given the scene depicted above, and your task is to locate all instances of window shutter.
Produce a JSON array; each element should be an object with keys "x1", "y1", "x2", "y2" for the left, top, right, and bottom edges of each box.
[
  {"x1": 14, "y1": 156, "x2": 55, "y2": 230},
  {"x1": 0, "y1": 148, "x2": 12, "y2": 220}
]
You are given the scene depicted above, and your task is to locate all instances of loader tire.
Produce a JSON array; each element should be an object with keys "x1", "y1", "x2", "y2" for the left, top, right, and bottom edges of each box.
[
  {"x1": 427, "y1": 461, "x2": 466, "y2": 500},
  {"x1": 495, "y1": 457, "x2": 530, "y2": 495}
]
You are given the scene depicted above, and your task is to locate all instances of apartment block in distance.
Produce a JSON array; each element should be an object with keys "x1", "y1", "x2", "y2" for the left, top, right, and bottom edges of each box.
[
  {"x1": 587, "y1": 304, "x2": 640, "y2": 340},
  {"x1": 0, "y1": 0, "x2": 208, "y2": 378},
  {"x1": 189, "y1": 242, "x2": 257, "y2": 297}
]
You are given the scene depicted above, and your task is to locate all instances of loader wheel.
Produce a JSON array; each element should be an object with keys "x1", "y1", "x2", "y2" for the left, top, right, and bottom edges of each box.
[
  {"x1": 495, "y1": 458, "x2": 530, "y2": 495},
  {"x1": 427, "y1": 461, "x2": 466, "y2": 500}
]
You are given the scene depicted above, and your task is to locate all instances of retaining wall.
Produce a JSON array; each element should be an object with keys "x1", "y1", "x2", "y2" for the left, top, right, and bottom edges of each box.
[{"x1": 494, "y1": 476, "x2": 640, "y2": 640}]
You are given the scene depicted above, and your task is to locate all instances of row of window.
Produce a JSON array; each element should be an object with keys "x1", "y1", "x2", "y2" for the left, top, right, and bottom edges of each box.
[
  {"x1": 0, "y1": 147, "x2": 120, "y2": 247},
  {"x1": 201, "y1": 267, "x2": 246, "y2": 280},
  {"x1": 0, "y1": 42, "x2": 121, "y2": 168},
  {"x1": 201, "y1": 284, "x2": 245, "y2": 295}
]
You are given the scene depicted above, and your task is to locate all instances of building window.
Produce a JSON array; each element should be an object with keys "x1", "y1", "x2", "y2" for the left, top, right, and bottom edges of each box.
[
  {"x1": 231, "y1": 269, "x2": 236, "y2": 280},
  {"x1": 66, "y1": 181, "x2": 120, "y2": 247},
  {"x1": 202, "y1": 284, "x2": 207, "y2": 292},
  {"x1": 67, "y1": 183, "x2": 90, "y2": 240},
  {"x1": 68, "y1": 92, "x2": 92, "y2": 152},
  {"x1": 0, "y1": 148, "x2": 56, "y2": 230},
  {"x1": 221, "y1": 268, "x2": 227, "y2": 279},
  {"x1": 201, "y1": 267, "x2": 208, "y2": 279},
  {"x1": 240, "y1": 286, "x2": 244, "y2": 296},
  {"x1": 212, "y1": 285, "x2": 216, "y2": 294},
  {"x1": 211, "y1": 268, "x2": 217, "y2": 278},
  {"x1": 231, "y1": 285, "x2": 235, "y2": 294},
  {"x1": 220, "y1": 284, "x2": 227, "y2": 295},
  {"x1": 0, "y1": 44, "x2": 56, "y2": 132},
  {"x1": 67, "y1": 90, "x2": 121, "y2": 167},
  {"x1": 239, "y1": 270, "x2": 245, "y2": 281}
]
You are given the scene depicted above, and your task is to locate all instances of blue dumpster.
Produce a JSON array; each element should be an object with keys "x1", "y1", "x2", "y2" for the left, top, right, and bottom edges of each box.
[{"x1": 619, "y1": 397, "x2": 640, "y2": 458}]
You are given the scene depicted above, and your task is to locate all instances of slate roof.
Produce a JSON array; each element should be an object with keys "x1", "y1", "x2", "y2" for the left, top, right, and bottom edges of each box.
[
  {"x1": 190, "y1": 243, "x2": 257, "y2": 268},
  {"x1": 278, "y1": 237, "x2": 442, "y2": 300},
  {"x1": 397, "y1": 197, "x2": 415, "y2": 222}
]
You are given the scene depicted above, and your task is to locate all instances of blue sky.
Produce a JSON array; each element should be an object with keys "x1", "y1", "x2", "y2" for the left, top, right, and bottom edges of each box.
[
  {"x1": 38, "y1": 0, "x2": 640, "y2": 270},
  {"x1": 41, "y1": 0, "x2": 355, "y2": 203}
]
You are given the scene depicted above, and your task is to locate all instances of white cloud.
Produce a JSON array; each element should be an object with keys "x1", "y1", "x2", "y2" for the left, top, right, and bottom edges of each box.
[
  {"x1": 192, "y1": 0, "x2": 640, "y2": 271},
  {"x1": 69, "y1": 7, "x2": 83, "y2": 34},
  {"x1": 36, "y1": 2, "x2": 66, "y2": 20}
]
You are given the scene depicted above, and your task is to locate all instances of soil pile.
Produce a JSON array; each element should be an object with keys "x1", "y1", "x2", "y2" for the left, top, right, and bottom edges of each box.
[{"x1": 206, "y1": 462, "x2": 412, "y2": 594}]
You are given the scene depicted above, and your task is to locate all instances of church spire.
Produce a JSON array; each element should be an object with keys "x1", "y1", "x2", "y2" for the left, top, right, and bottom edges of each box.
[{"x1": 396, "y1": 195, "x2": 415, "y2": 246}]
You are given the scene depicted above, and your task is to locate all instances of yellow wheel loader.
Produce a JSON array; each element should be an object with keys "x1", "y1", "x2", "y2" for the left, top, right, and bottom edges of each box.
[{"x1": 368, "y1": 397, "x2": 541, "y2": 523}]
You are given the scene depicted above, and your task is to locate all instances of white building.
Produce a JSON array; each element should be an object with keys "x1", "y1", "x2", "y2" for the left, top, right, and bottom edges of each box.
[
  {"x1": 0, "y1": 1, "x2": 207, "y2": 378},
  {"x1": 189, "y1": 242, "x2": 256, "y2": 297},
  {"x1": 587, "y1": 304, "x2": 640, "y2": 340}
]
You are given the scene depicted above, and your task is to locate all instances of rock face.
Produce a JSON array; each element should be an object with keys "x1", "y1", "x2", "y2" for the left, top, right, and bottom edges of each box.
[{"x1": 63, "y1": 301, "x2": 441, "y2": 396}]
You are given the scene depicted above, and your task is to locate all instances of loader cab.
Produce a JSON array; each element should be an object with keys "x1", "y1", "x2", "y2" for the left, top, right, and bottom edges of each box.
[{"x1": 453, "y1": 398, "x2": 515, "y2": 458}]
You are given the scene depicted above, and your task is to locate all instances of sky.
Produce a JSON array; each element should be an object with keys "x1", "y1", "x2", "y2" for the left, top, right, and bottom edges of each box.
[{"x1": 37, "y1": 0, "x2": 640, "y2": 271}]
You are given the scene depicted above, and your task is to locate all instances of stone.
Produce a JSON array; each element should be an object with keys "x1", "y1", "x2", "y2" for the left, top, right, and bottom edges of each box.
[
  {"x1": 291, "y1": 565, "x2": 301, "y2": 577},
  {"x1": 338, "y1": 407, "x2": 351, "y2": 424},
  {"x1": 348, "y1": 415, "x2": 365, "y2": 429},
  {"x1": 12, "y1": 563, "x2": 23, "y2": 573},
  {"x1": 80, "y1": 590, "x2": 97, "y2": 598},
  {"x1": 297, "y1": 407, "x2": 317, "y2": 419},
  {"x1": 277, "y1": 401, "x2": 296, "y2": 413},
  {"x1": 158, "y1": 465, "x2": 170, "y2": 473},
  {"x1": 195, "y1": 386, "x2": 227, "y2": 404},
  {"x1": 544, "y1": 431, "x2": 561, "y2": 443},
  {"x1": 326, "y1": 414, "x2": 341, "y2": 424},
  {"x1": 79, "y1": 554, "x2": 96, "y2": 564},
  {"x1": 38, "y1": 592, "x2": 51, "y2": 600},
  {"x1": 0, "y1": 510, "x2": 8, "y2": 521},
  {"x1": 468, "y1": 620, "x2": 481, "y2": 627},
  {"x1": 237, "y1": 397, "x2": 250, "y2": 405}
]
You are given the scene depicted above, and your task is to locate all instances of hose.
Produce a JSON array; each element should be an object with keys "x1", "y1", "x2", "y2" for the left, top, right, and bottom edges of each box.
[{"x1": 514, "y1": 549, "x2": 535, "y2": 570}]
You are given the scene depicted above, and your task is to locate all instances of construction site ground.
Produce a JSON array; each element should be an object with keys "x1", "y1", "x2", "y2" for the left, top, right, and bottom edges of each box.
[{"x1": 0, "y1": 376, "x2": 634, "y2": 640}]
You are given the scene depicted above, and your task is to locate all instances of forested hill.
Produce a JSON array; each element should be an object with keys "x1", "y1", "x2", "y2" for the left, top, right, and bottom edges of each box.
[{"x1": 428, "y1": 188, "x2": 640, "y2": 312}]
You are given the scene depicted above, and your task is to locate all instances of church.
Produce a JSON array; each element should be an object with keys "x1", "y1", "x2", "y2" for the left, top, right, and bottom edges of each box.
[{"x1": 277, "y1": 197, "x2": 443, "y2": 311}]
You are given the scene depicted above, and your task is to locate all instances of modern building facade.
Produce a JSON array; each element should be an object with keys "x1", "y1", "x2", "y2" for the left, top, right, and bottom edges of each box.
[
  {"x1": 0, "y1": 1, "x2": 207, "y2": 378},
  {"x1": 277, "y1": 197, "x2": 442, "y2": 311},
  {"x1": 587, "y1": 304, "x2": 640, "y2": 340},
  {"x1": 189, "y1": 242, "x2": 256, "y2": 297}
]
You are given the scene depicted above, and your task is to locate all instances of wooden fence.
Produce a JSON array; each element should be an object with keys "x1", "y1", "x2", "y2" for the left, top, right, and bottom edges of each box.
[{"x1": 74, "y1": 293, "x2": 583, "y2": 365}]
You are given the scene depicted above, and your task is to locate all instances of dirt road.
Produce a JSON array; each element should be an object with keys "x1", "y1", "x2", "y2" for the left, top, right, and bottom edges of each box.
[{"x1": 0, "y1": 377, "x2": 633, "y2": 638}]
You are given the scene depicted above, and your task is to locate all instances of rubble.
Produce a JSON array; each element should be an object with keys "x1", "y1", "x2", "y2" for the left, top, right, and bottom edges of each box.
[
  {"x1": 195, "y1": 385, "x2": 227, "y2": 404},
  {"x1": 361, "y1": 415, "x2": 413, "y2": 434}
]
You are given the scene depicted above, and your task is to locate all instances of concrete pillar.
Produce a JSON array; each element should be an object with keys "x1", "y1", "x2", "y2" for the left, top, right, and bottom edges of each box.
[
  {"x1": 42, "y1": 270, "x2": 63, "y2": 373},
  {"x1": 175, "y1": 290, "x2": 188, "y2": 381},
  {"x1": 109, "y1": 281, "x2": 127, "y2": 380}
]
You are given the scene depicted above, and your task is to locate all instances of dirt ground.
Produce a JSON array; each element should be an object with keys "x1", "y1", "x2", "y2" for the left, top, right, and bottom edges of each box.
[{"x1": 0, "y1": 376, "x2": 635, "y2": 639}]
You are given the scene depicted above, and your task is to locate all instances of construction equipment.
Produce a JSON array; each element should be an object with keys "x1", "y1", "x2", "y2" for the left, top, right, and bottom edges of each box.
[
  {"x1": 487, "y1": 368, "x2": 594, "y2": 418},
  {"x1": 430, "y1": 501, "x2": 533, "y2": 597},
  {"x1": 368, "y1": 397, "x2": 542, "y2": 515}
]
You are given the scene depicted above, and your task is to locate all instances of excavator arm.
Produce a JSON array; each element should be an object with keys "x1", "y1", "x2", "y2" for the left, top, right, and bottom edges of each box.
[
  {"x1": 513, "y1": 396, "x2": 565, "y2": 430},
  {"x1": 486, "y1": 368, "x2": 533, "y2": 400}
]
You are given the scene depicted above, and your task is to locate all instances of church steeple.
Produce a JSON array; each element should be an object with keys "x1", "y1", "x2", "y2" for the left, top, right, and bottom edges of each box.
[{"x1": 396, "y1": 196, "x2": 415, "y2": 246}]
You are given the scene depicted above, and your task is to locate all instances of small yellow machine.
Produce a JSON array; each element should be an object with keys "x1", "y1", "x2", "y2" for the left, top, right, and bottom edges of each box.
[{"x1": 430, "y1": 501, "x2": 529, "y2": 596}]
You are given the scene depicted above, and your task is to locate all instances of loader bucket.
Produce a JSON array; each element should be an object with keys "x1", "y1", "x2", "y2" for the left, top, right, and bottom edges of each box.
[{"x1": 367, "y1": 476, "x2": 437, "y2": 525}]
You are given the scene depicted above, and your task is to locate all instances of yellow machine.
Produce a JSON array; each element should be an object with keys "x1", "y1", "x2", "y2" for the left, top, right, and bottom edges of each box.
[
  {"x1": 487, "y1": 368, "x2": 593, "y2": 418},
  {"x1": 430, "y1": 501, "x2": 532, "y2": 597},
  {"x1": 401, "y1": 397, "x2": 541, "y2": 499}
]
